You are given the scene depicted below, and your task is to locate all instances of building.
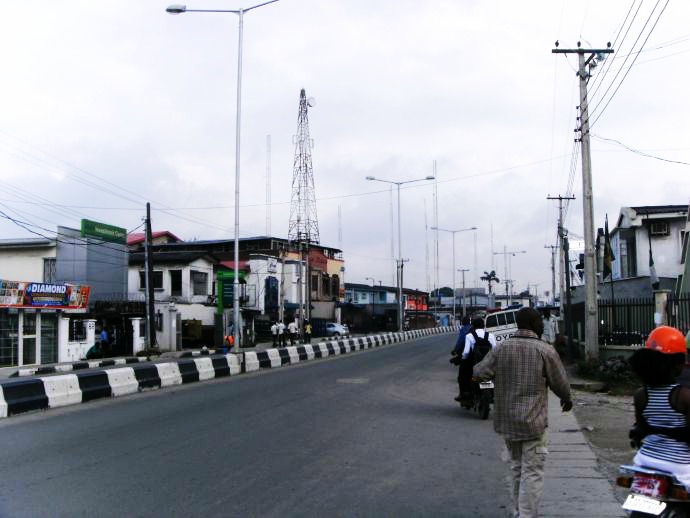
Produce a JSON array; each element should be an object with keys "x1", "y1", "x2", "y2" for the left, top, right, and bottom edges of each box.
[
  {"x1": 604, "y1": 205, "x2": 687, "y2": 298},
  {"x1": 343, "y1": 283, "x2": 431, "y2": 331}
]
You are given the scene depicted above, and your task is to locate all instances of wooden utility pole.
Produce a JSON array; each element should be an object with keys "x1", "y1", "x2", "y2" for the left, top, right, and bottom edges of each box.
[
  {"x1": 144, "y1": 202, "x2": 156, "y2": 348},
  {"x1": 544, "y1": 245, "x2": 558, "y2": 306},
  {"x1": 553, "y1": 42, "x2": 613, "y2": 360},
  {"x1": 547, "y1": 195, "x2": 575, "y2": 312}
]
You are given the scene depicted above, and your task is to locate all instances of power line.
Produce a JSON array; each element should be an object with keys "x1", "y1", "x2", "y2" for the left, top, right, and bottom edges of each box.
[{"x1": 592, "y1": 134, "x2": 690, "y2": 166}]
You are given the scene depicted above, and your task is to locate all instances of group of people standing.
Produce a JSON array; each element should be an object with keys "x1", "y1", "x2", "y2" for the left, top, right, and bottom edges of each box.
[{"x1": 270, "y1": 319, "x2": 312, "y2": 347}]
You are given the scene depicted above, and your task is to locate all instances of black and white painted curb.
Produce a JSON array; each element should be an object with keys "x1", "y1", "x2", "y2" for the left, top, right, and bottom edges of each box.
[{"x1": 0, "y1": 327, "x2": 455, "y2": 419}]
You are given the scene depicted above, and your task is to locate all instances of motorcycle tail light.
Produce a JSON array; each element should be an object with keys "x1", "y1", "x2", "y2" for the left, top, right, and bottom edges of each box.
[
  {"x1": 631, "y1": 474, "x2": 670, "y2": 498},
  {"x1": 616, "y1": 475, "x2": 633, "y2": 488},
  {"x1": 670, "y1": 486, "x2": 689, "y2": 500}
]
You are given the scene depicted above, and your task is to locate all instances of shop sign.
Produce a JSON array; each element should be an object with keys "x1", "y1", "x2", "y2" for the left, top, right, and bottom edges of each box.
[
  {"x1": 81, "y1": 219, "x2": 127, "y2": 244},
  {"x1": 0, "y1": 279, "x2": 91, "y2": 309}
]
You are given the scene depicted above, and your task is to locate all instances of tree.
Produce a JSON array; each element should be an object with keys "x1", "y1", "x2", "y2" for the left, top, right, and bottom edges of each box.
[{"x1": 480, "y1": 270, "x2": 500, "y2": 295}]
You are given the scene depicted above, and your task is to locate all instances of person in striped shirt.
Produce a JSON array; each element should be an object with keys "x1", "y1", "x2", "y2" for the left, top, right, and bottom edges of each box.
[{"x1": 630, "y1": 325, "x2": 690, "y2": 488}]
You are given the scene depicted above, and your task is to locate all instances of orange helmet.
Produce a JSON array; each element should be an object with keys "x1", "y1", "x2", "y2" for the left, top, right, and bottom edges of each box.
[{"x1": 645, "y1": 326, "x2": 687, "y2": 354}]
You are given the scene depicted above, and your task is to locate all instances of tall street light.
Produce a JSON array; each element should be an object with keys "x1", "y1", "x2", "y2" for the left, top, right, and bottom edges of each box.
[
  {"x1": 366, "y1": 175, "x2": 435, "y2": 332},
  {"x1": 430, "y1": 226, "x2": 476, "y2": 327},
  {"x1": 493, "y1": 247, "x2": 527, "y2": 306},
  {"x1": 166, "y1": 0, "x2": 279, "y2": 350},
  {"x1": 458, "y1": 268, "x2": 470, "y2": 318}
]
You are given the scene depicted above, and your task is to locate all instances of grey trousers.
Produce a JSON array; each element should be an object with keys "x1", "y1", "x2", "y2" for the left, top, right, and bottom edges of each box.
[{"x1": 504, "y1": 433, "x2": 548, "y2": 518}]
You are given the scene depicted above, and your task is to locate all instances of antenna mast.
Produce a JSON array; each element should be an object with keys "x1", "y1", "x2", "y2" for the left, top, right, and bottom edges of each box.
[{"x1": 288, "y1": 89, "x2": 320, "y2": 245}]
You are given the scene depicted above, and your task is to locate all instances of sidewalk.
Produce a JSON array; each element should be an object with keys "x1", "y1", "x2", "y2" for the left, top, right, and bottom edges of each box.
[{"x1": 541, "y1": 391, "x2": 625, "y2": 517}]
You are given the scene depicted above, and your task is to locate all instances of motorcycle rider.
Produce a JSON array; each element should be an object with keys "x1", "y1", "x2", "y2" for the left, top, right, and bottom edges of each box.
[
  {"x1": 451, "y1": 316, "x2": 473, "y2": 403},
  {"x1": 629, "y1": 325, "x2": 690, "y2": 489},
  {"x1": 458, "y1": 317, "x2": 496, "y2": 407}
]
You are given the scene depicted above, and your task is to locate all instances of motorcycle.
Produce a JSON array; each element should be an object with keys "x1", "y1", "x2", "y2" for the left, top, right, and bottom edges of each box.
[
  {"x1": 617, "y1": 464, "x2": 690, "y2": 517},
  {"x1": 472, "y1": 378, "x2": 493, "y2": 420}
]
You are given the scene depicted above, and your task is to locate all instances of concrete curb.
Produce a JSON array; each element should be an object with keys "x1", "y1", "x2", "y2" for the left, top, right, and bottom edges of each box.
[{"x1": 0, "y1": 327, "x2": 455, "y2": 419}]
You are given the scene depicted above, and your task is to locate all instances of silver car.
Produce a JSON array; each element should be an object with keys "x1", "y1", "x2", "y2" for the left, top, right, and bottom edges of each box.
[{"x1": 325, "y1": 322, "x2": 349, "y2": 337}]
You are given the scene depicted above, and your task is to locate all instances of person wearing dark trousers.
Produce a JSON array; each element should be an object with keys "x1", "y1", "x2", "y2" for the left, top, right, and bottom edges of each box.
[
  {"x1": 450, "y1": 316, "x2": 472, "y2": 402},
  {"x1": 304, "y1": 320, "x2": 312, "y2": 344},
  {"x1": 271, "y1": 321, "x2": 279, "y2": 347}
]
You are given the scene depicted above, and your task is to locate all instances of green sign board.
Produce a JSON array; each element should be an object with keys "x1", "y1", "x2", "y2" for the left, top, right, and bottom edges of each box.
[
  {"x1": 216, "y1": 271, "x2": 247, "y2": 311},
  {"x1": 81, "y1": 219, "x2": 127, "y2": 244}
]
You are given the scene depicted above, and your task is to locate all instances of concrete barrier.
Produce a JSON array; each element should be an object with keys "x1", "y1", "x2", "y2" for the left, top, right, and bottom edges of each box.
[
  {"x1": 0, "y1": 327, "x2": 454, "y2": 419},
  {"x1": 155, "y1": 363, "x2": 183, "y2": 388},
  {"x1": 105, "y1": 368, "x2": 138, "y2": 397},
  {"x1": 43, "y1": 374, "x2": 82, "y2": 408}
]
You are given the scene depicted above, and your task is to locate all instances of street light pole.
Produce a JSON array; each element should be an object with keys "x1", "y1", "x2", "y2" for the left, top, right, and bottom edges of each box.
[
  {"x1": 166, "y1": 0, "x2": 279, "y2": 351},
  {"x1": 430, "y1": 226, "x2": 476, "y2": 327},
  {"x1": 458, "y1": 268, "x2": 470, "y2": 318},
  {"x1": 492, "y1": 248, "x2": 526, "y2": 307},
  {"x1": 366, "y1": 175, "x2": 434, "y2": 332}
]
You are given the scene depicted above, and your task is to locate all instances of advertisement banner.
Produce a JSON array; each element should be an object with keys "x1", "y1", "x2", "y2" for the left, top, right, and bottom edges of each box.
[{"x1": 0, "y1": 279, "x2": 91, "y2": 309}]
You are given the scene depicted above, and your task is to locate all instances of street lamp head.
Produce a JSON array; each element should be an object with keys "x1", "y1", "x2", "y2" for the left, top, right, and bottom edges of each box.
[
  {"x1": 166, "y1": 4, "x2": 187, "y2": 14},
  {"x1": 365, "y1": 176, "x2": 375, "y2": 181},
  {"x1": 425, "y1": 176, "x2": 435, "y2": 180}
]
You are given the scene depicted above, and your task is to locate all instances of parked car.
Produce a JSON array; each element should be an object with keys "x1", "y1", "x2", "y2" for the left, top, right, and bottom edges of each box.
[{"x1": 325, "y1": 322, "x2": 349, "y2": 337}]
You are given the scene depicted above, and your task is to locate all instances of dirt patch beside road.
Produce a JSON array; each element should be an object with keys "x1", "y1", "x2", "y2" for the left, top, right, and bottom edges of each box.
[{"x1": 570, "y1": 388, "x2": 637, "y2": 504}]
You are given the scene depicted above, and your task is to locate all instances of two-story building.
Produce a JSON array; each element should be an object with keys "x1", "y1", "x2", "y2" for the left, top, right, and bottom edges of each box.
[{"x1": 606, "y1": 205, "x2": 687, "y2": 298}]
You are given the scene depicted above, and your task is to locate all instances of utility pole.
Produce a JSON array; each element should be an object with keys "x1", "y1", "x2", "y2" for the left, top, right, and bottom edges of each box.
[
  {"x1": 553, "y1": 42, "x2": 612, "y2": 360},
  {"x1": 544, "y1": 244, "x2": 558, "y2": 306},
  {"x1": 144, "y1": 203, "x2": 156, "y2": 349},
  {"x1": 458, "y1": 268, "x2": 470, "y2": 318},
  {"x1": 547, "y1": 195, "x2": 575, "y2": 312}
]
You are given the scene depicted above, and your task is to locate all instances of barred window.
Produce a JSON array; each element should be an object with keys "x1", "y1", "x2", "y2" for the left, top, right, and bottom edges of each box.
[{"x1": 191, "y1": 271, "x2": 208, "y2": 296}]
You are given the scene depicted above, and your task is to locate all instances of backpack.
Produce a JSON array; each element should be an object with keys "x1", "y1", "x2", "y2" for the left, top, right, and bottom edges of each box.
[{"x1": 470, "y1": 330, "x2": 492, "y2": 363}]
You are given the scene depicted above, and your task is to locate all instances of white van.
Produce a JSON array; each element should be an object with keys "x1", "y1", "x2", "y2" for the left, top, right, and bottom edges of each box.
[{"x1": 484, "y1": 308, "x2": 519, "y2": 345}]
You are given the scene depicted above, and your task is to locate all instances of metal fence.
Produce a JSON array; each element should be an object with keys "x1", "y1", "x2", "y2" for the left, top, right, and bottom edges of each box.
[{"x1": 571, "y1": 293, "x2": 690, "y2": 347}]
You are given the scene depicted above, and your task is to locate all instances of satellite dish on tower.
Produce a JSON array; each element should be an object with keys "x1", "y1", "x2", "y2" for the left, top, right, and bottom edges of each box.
[{"x1": 307, "y1": 97, "x2": 316, "y2": 107}]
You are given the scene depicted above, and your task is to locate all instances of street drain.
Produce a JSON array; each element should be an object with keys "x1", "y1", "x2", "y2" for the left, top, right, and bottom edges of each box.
[{"x1": 336, "y1": 378, "x2": 369, "y2": 384}]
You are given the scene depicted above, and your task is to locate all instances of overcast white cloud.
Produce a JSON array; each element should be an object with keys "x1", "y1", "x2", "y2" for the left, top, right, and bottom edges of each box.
[{"x1": 1, "y1": 0, "x2": 688, "y2": 299}]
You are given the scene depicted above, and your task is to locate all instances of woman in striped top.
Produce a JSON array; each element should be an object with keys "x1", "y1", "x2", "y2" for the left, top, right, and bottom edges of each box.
[{"x1": 630, "y1": 326, "x2": 690, "y2": 488}]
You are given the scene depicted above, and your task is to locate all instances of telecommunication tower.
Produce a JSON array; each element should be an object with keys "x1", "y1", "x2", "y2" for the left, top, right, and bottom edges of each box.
[{"x1": 288, "y1": 89, "x2": 320, "y2": 245}]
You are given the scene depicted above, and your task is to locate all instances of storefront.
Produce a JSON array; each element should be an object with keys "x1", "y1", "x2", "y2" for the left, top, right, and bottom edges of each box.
[{"x1": 0, "y1": 279, "x2": 90, "y2": 367}]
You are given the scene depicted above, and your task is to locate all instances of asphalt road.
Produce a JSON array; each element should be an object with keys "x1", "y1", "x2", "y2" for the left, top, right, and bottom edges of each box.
[{"x1": 0, "y1": 336, "x2": 511, "y2": 517}]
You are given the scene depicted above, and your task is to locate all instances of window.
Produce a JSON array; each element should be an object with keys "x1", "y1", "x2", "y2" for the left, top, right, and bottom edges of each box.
[
  {"x1": 331, "y1": 275, "x2": 340, "y2": 300},
  {"x1": 139, "y1": 271, "x2": 163, "y2": 290},
  {"x1": 496, "y1": 313, "x2": 507, "y2": 326},
  {"x1": 43, "y1": 258, "x2": 56, "y2": 283},
  {"x1": 170, "y1": 270, "x2": 182, "y2": 297},
  {"x1": 650, "y1": 221, "x2": 670, "y2": 237},
  {"x1": 619, "y1": 230, "x2": 637, "y2": 278},
  {"x1": 505, "y1": 311, "x2": 516, "y2": 325},
  {"x1": 191, "y1": 271, "x2": 208, "y2": 296},
  {"x1": 486, "y1": 315, "x2": 497, "y2": 328},
  {"x1": 321, "y1": 273, "x2": 330, "y2": 298}
]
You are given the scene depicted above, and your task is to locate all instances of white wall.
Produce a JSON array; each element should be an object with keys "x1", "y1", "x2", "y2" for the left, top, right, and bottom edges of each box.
[{"x1": 0, "y1": 247, "x2": 55, "y2": 282}]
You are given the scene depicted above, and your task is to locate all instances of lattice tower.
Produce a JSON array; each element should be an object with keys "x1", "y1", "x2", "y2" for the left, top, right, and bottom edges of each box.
[{"x1": 288, "y1": 89, "x2": 320, "y2": 245}]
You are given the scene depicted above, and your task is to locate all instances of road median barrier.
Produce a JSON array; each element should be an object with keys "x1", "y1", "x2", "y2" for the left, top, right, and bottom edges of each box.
[{"x1": 0, "y1": 328, "x2": 456, "y2": 419}]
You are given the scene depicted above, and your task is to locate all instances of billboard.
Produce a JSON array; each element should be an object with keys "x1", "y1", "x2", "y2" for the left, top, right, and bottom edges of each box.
[
  {"x1": 0, "y1": 279, "x2": 91, "y2": 309},
  {"x1": 80, "y1": 219, "x2": 127, "y2": 244}
]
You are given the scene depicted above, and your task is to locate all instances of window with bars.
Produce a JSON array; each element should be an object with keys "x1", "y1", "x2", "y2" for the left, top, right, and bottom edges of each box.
[
  {"x1": 191, "y1": 271, "x2": 208, "y2": 296},
  {"x1": 139, "y1": 271, "x2": 163, "y2": 290},
  {"x1": 43, "y1": 258, "x2": 56, "y2": 283}
]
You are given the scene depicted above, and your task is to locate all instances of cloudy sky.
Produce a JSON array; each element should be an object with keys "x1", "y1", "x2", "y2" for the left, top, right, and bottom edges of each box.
[{"x1": 1, "y1": 0, "x2": 688, "y2": 300}]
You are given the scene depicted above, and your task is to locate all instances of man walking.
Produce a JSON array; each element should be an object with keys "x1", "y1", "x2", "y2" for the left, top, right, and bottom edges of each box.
[
  {"x1": 474, "y1": 307, "x2": 572, "y2": 518},
  {"x1": 277, "y1": 320, "x2": 286, "y2": 347},
  {"x1": 271, "y1": 321, "x2": 279, "y2": 347},
  {"x1": 287, "y1": 319, "x2": 298, "y2": 345}
]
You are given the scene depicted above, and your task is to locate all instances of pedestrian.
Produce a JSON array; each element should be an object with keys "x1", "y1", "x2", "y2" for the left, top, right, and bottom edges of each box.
[
  {"x1": 271, "y1": 321, "x2": 279, "y2": 347},
  {"x1": 304, "y1": 320, "x2": 312, "y2": 344},
  {"x1": 99, "y1": 325, "x2": 110, "y2": 358},
  {"x1": 287, "y1": 319, "x2": 298, "y2": 345},
  {"x1": 278, "y1": 320, "x2": 286, "y2": 347},
  {"x1": 450, "y1": 316, "x2": 472, "y2": 402},
  {"x1": 541, "y1": 308, "x2": 558, "y2": 345},
  {"x1": 474, "y1": 307, "x2": 572, "y2": 518}
]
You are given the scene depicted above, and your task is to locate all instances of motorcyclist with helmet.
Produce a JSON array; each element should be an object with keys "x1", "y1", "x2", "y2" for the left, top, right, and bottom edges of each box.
[{"x1": 629, "y1": 325, "x2": 690, "y2": 489}]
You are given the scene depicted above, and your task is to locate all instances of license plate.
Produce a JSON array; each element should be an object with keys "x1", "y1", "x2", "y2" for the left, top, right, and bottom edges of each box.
[
  {"x1": 479, "y1": 381, "x2": 494, "y2": 389},
  {"x1": 622, "y1": 493, "x2": 667, "y2": 515}
]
